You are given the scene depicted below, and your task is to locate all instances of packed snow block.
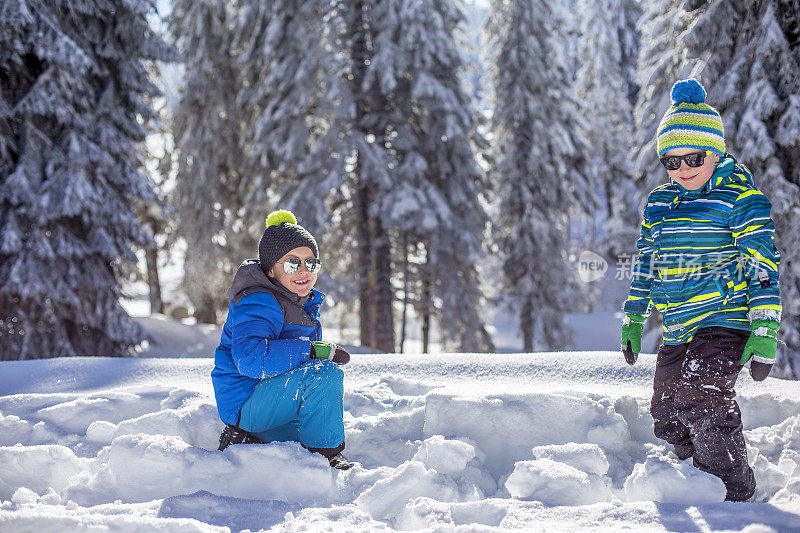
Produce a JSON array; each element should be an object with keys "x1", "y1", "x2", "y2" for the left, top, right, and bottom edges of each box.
[
  {"x1": 355, "y1": 460, "x2": 479, "y2": 520},
  {"x1": 504, "y1": 458, "x2": 612, "y2": 505},
  {"x1": 747, "y1": 415, "x2": 800, "y2": 501},
  {"x1": 740, "y1": 395, "x2": 800, "y2": 430},
  {"x1": 412, "y1": 436, "x2": 476, "y2": 476},
  {"x1": 396, "y1": 498, "x2": 509, "y2": 531},
  {"x1": 66, "y1": 434, "x2": 334, "y2": 505},
  {"x1": 531, "y1": 443, "x2": 609, "y2": 476},
  {"x1": 380, "y1": 375, "x2": 440, "y2": 396},
  {"x1": 0, "y1": 510, "x2": 230, "y2": 533},
  {"x1": 0, "y1": 444, "x2": 88, "y2": 500},
  {"x1": 85, "y1": 421, "x2": 117, "y2": 444},
  {"x1": 623, "y1": 457, "x2": 726, "y2": 504},
  {"x1": 112, "y1": 400, "x2": 221, "y2": 450},
  {"x1": 0, "y1": 412, "x2": 33, "y2": 446},
  {"x1": 10, "y1": 487, "x2": 39, "y2": 504},
  {"x1": 35, "y1": 390, "x2": 165, "y2": 435},
  {"x1": 345, "y1": 406, "x2": 425, "y2": 469},
  {"x1": 423, "y1": 391, "x2": 630, "y2": 479},
  {"x1": 159, "y1": 490, "x2": 296, "y2": 532},
  {"x1": 746, "y1": 414, "x2": 800, "y2": 459},
  {"x1": 344, "y1": 380, "x2": 427, "y2": 418}
]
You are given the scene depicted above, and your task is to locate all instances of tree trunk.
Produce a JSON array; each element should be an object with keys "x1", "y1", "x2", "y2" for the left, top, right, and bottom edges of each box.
[
  {"x1": 421, "y1": 276, "x2": 431, "y2": 354},
  {"x1": 400, "y1": 233, "x2": 409, "y2": 353},
  {"x1": 352, "y1": 0, "x2": 373, "y2": 351},
  {"x1": 357, "y1": 183, "x2": 374, "y2": 350},
  {"x1": 521, "y1": 294, "x2": 534, "y2": 353},
  {"x1": 350, "y1": 0, "x2": 394, "y2": 353},
  {"x1": 145, "y1": 245, "x2": 163, "y2": 315},
  {"x1": 373, "y1": 224, "x2": 395, "y2": 352}
]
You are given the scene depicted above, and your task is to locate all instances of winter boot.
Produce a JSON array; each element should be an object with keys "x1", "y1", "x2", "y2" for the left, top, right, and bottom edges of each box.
[
  {"x1": 325, "y1": 452, "x2": 354, "y2": 470},
  {"x1": 218, "y1": 424, "x2": 263, "y2": 451},
  {"x1": 304, "y1": 443, "x2": 354, "y2": 470}
]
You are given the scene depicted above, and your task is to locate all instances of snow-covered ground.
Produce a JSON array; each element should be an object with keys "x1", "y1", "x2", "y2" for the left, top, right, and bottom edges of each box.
[{"x1": 2, "y1": 342, "x2": 800, "y2": 531}]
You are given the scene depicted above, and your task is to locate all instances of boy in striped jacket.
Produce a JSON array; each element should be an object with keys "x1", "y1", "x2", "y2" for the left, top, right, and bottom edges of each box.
[{"x1": 620, "y1": 79, "x2": 781, "y2": 502}]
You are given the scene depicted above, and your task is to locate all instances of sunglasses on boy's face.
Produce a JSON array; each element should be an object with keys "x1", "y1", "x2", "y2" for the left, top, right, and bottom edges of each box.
[
  {"x1": 277, "y1": 257, "x2": 322, "y2": 275},
  {"x1": 659, "y1": 151, "x2": 709, "y2": 171}
]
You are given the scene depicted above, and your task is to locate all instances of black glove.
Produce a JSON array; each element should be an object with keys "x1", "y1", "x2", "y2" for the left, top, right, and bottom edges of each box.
[
  {"x1": 623, "y1": 341, "x2": 638, "y2": 365},
  {"x1": 310, "y1": 341, "x2": 350, "y2": 365}
]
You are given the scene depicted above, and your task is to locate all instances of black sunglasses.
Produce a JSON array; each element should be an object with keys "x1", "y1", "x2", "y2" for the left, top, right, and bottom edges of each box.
[
  {"x1": 659, "y1": 151, "x2": 708, "y2": 171},
  {"x1": 277, "y1": 257, "x2": 322, "y2": 275}
]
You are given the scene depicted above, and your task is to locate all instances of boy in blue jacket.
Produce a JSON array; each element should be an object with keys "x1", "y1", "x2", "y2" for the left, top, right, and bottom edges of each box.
[
  {"x1": 620, "y1": 79, "x2": 781, "y2": 501},
  {"x1": 211, "y1": 210, "x2": 352, "y2": 469}
]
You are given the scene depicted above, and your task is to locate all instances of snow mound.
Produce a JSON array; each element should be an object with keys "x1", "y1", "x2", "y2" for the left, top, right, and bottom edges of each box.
[
  {"x1": 531, "y1": 443, "x2": 610, "y2": 476},
  {"x1": 0, "y1": 444, "x2": 89, "y2": 500},
  {"x1": 412, "y1": 435, "x2": 476, "y2": 476},
  {"x1": 1, "y1": 354, "x2": 800, "y2": 531},
  {"x1": 65, "y1": 434, "x2": 333, "y2": 505},
  {"x1": 624, "y1": 456, "x2": 727, "y2": 504},
  {"x1": 505, "y1": 457, "x2": 613, "y2": 505}
]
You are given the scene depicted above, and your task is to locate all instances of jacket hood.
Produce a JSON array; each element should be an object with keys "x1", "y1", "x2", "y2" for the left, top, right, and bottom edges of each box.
[
  {"x1": 669, "y1": 153, "x2": 754, "y2": 196},
  {"x1": 226, "y1": 259, "x2": 311, "y2": 307}
]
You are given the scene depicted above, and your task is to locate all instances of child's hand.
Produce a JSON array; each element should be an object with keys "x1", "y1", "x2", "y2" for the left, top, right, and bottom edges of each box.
[
  {"x1": 311, "y1": 341, "x2": 351, "y2": 365},
  {"x1": 741, "y1": 319, "x2": 779, "y2": 381},
  {"x1": 621, "y1": 314, "x2": 646, "y2": 365}
]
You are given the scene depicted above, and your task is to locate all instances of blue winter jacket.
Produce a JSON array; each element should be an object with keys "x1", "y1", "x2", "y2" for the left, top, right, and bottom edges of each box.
[{"x1": 211, "y1": 260, "x2": 324, "y2": 425}]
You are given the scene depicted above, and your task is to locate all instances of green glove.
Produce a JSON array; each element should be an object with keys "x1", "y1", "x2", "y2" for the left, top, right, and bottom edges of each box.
[
  {"x1": 621, "y1": 313, "x2": 646, "y2": 365},
  {"x1": 741, "y1": 319, "x2": 779, "y2": 381},
  {"x1": 310, "y1": 341, "x2": 351, "y2": 365}
]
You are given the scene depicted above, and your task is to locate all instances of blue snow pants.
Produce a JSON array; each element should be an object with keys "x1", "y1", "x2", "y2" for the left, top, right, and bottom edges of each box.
[{"x1": 237, "y1": 359, "x2": 345, "y2": 448}]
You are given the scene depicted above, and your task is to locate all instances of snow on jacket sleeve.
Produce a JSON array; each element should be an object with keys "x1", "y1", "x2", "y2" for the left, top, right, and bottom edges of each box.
[
  {"x1": 229, "y1": 292, "x2": 312, "y2": 379},
  {"x1": 730, "y1": 188, "x2": 782, "y2": 322},
  {"x1": 623, "y1": 200, "x2": 657, "y2": 317}
]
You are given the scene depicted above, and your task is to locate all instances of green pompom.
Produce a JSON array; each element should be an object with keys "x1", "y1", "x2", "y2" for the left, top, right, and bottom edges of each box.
[{"x1": 265, "y1": 209, "x2": 297, "y2": 228}]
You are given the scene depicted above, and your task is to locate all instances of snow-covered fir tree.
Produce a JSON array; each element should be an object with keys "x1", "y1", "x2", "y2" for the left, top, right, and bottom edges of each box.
[
  {"x1": 169, "y1": 0, "x2": 247, "y2": 324},
  {"x1": 680, "y1": 0, "x2": 800, "y2": 378},
  {"x1": 363, "y1": 0, "x2": 493, "y2": 352},
  {"x1": 252, "y1": 0, "x2": 493, "y2": 352},
  {"x1": 632, "y1": 0, "x2": 693, "y2": 194},
  {"x1": 0, "y1": 0, "x2": 176, "y2": 360},
  {"x1": 232, "y1": 0, "x2": 332, "y2": 218},
  {"x1": 574, "y1": 0, "x2": 641, "y2": 261},
  {"x1": 487, "y1": 0, "x2": 593, "y2": 351}
]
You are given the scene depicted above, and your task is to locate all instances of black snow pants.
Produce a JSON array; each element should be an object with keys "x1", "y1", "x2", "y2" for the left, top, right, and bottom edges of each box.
[{"x1": 650, "y1": 326, "x2": 756, "y2": 502}]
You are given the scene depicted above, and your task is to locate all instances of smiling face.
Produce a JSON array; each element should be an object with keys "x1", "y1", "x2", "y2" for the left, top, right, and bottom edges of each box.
[
  {"x1": 663, "y1": 147, "x2": 720, "y2": 191},
  {"x1": 267, "y1": 246, "x2": 318, "y2": 297}
]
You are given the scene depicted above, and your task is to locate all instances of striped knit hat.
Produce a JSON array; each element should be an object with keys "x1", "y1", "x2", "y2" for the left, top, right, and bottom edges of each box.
[{"x1": 656, "y1": 79, "x2": 725, "y2": 157}]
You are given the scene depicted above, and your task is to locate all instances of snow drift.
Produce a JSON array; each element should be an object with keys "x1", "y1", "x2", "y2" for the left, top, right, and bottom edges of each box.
[{"x1": 1, "y1": 352, "x2": 799, "y2": 532}]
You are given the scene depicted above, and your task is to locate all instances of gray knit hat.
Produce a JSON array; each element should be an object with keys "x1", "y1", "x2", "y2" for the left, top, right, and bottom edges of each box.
[{"x1": 258, "y1": 210, "x2": 318, "y2": 274}]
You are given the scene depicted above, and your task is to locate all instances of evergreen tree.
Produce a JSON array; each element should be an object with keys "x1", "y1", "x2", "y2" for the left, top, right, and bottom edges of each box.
[
  {"x1": 233, "y1": 0, "x2": 331, "y2": 216},
  {"x1": 0, "y1": 0, "x2": 175, "y2": 360},
  {"x1": 487, "y1": 0, "x2": 593, "y2": 351},
  {"x1": 364, "y1": 0, "x2": 493, "y2": 352},
  {"x1": 681, "y1": 0, "x2": 800, "y2": 378},
  {"x1": 633, "y1": 0, "x2": 693, "y2": 194},
  {"x1": 255, "y1": 0, "x2": 493, "y2": 352},
  {"x1": 169, "y1": 0, "x2": 247, "y2": 324},
  {"x1": 575, "y1": 0, "x2": 641, "y2": 260}
]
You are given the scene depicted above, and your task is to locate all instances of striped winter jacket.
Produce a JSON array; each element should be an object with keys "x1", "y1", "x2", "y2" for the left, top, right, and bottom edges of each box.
[{"x1": 623, "y1": 154, "x2": 781, "y2": 345}]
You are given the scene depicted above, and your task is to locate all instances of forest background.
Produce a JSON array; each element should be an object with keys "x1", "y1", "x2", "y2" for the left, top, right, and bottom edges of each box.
[{"x1": 1, "y1": 0, "x2": 799, "y2": 379}]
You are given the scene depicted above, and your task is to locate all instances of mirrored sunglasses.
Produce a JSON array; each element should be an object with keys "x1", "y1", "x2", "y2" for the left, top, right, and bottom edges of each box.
[
  {"x1": 279, "y1": 257, "x2": 322, "y2": 275},
  {"x1": 659, "y1": 151, "x2": 708, "y2": 171}
]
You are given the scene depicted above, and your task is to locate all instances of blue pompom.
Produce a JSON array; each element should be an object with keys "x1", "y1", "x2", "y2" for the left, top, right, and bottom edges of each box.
[{"x1": 671, "y1": 78, "x2": 707, "y2": 105}]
